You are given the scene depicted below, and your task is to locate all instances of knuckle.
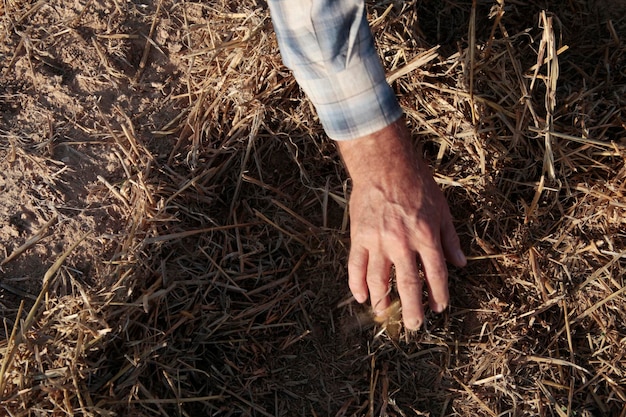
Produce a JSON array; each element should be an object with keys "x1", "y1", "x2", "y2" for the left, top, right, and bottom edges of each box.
[
  {"x1": 365, "y1": 274, "x2": 388, "y2": 290},
  {"x1": 415, "y1": 223, "x2": 438, "y2": 242},
  {"x1": 395, "y1": 270, "x2": 424, "y2": 293},
  {"x1": 431, "y1": 269, "x2": 449, "y2": 283},
  {"x1": 396, "y1": 273, "x2": 421, "y2": 289},
  {"x1": 348, "y1": 254, "x2": 367, "y2": 271}
]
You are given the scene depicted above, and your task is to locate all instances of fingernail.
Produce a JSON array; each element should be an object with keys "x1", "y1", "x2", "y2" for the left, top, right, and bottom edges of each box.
[
  {"x1": 433, "y1": 302, "x2": 448, "y2": 313},
  {"x1": 455, "y1": 249, "x2": 467, "y2": 266},
  {"x1": 354, "y1": 292, "x2": 367, "y2": 304},
  {"x1": 405, "y1": 318, "x2": 423, "y2": 331}
]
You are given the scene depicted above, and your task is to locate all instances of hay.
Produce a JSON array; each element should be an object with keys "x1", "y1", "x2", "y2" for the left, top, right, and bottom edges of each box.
[{"x1": 1, "y1": 0, "x2": 625, "y2": 415}]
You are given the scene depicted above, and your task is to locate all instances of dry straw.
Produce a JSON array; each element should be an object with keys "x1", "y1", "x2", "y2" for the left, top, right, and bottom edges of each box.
[{"x1": 0, "y1": 0, "x2": 625, "y2": 416}]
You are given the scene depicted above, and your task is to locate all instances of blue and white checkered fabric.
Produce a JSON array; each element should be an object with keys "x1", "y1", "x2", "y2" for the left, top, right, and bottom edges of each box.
[{"x1": 268, "y1": 0, "x2": 403, "y2": 140}]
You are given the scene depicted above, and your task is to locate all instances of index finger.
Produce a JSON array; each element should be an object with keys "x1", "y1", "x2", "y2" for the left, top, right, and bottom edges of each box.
[{"x1": 419, "y1": 244, "x2": 449, "y2": 313}]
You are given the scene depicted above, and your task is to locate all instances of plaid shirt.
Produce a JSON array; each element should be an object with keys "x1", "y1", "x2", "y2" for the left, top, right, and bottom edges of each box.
[{"x1": 268, "y1": 0, "x2": 403, "y2": 141}]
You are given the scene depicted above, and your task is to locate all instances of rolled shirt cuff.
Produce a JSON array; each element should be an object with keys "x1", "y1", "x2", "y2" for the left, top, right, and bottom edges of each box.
[{"x1": 293, "y1": 59, "x2": 403, "y2": 141}]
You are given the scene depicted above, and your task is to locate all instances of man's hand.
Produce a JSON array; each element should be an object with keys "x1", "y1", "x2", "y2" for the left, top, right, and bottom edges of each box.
[{"x1": 336, "y1": 118, "x2": 466, "y2": 330}]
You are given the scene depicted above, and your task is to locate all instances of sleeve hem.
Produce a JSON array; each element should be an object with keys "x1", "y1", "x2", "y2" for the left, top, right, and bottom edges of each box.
[{"x1": 292, "y1": 58, "x2": 404, "y2": 141}]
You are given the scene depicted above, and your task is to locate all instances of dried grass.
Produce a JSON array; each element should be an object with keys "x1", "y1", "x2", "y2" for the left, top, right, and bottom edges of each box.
[{"x1": 1, "y1": 0, "x2": 625, "y2": 416}]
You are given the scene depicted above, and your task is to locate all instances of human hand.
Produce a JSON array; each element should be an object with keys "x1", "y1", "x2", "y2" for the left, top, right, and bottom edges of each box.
[{"x1": 336, "y1": 118, "x2": 466, "y2": 330}]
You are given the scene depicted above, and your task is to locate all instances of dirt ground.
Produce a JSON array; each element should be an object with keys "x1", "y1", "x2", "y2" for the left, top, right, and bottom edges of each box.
[
  {"x1": 0, "y1": 0, "x2": 178, "y2": 311},
  {"x1": 1, "y1": 0, "x2": 626, "y2": 416}
]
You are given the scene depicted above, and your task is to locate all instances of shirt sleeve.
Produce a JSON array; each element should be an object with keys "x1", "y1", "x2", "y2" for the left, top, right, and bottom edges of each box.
[{"x1": 267, "y1": 0, "x2": 403, "y2": 141}]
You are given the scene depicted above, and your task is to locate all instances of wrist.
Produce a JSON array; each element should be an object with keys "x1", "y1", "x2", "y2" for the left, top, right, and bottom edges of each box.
[{"x1": 336, "y1": 118, "x2": 419, "y2": 187}]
